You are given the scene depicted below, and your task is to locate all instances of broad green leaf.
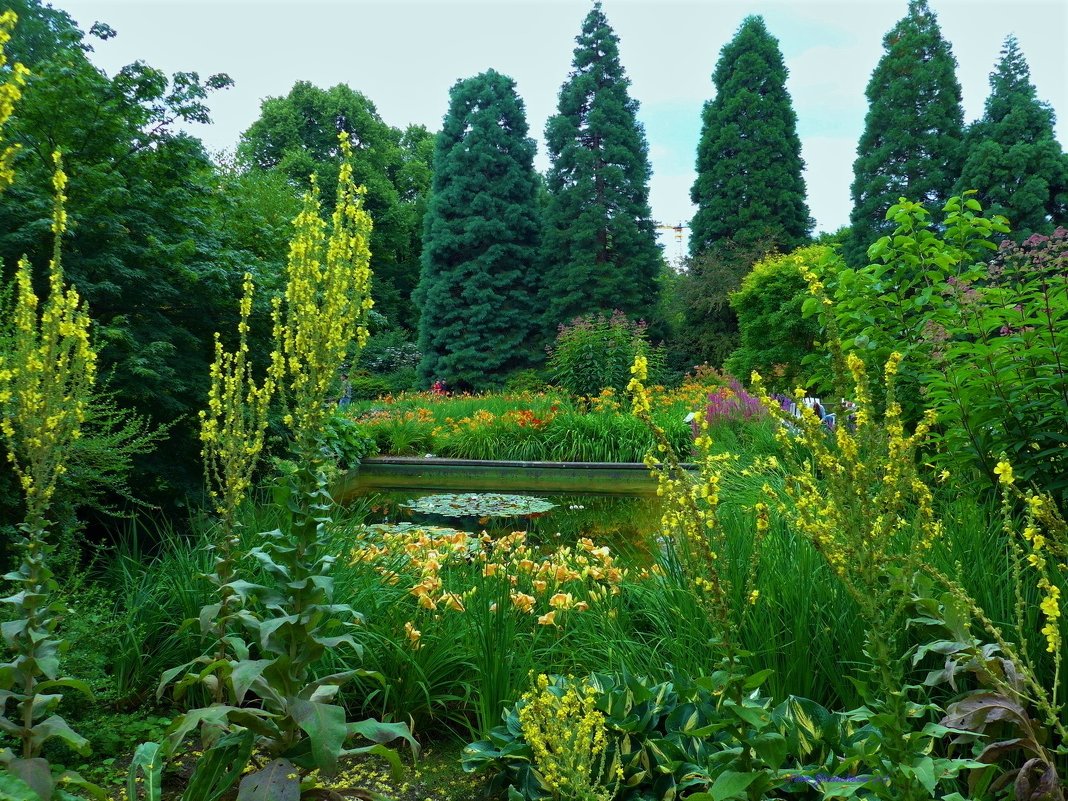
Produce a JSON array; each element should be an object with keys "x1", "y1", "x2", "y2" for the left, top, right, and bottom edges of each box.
[
  {"x1": 0, "y1": 772, "x2": 40, "y2": 801},
  {"x1": 8, "y1": 758, "x2": 53, "y2": 801},
  {"x1": 752, "y1": 732, "x2": 788, "y2": 769},
  {"x1": 343, "y1": 743, "x2": 403, "y2": 780},
  {"x1": 348, "y1": 718, "x2": 419, "y2": 758},
  {"x1": 230, "y1": 660, "x2": 272, "y2": 704},
  {"x1": 30, "y1": 716, "x2": 89, "y2": 755},
  {"x1": 290, "y1": 699, "x2": 346, "y2": 776},
  {"x1": 126, "y1": 742, "x2": 163, "y2": 801},
  {"x1": 236, "y1": 759, "x2": 299, "y2": 801}
]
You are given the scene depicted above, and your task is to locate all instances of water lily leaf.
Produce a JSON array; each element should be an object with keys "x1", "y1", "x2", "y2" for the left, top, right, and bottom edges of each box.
[{"x1": 403, "y1": 493, "x2": 556, "y2": 519}]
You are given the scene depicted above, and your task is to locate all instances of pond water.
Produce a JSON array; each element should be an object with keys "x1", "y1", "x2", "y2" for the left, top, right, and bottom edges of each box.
[{"x1": 357, "y1": 490, "x2": 663, "y2": 561}]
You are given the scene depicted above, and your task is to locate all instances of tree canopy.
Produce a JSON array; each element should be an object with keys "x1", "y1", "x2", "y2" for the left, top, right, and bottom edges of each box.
[
  {"x1": 415, "y1": 70, "x2": 542, "y2": 390},
  {"x1": 689, "y1": 15, "x2": 812, "y2": 257},
  {"x1": 957, "y1": 35, "x2": 1068, "y2": 236},
  {"x1": 0, "y1": 0, "x2": 241, "y2": 505},
  {"x1": 845, "y1": 0, "x2": 964, "y2": 266},
  {"x1": 540, "y1": 1, "x2": 662, "y2": 335},
  {"x1": 239, "y1": 82, "x2": 433, "y2": 327}
]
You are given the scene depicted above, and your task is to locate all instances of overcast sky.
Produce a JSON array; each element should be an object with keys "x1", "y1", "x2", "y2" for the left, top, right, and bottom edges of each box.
[{"x1": 59, "y1": 0, "x2": 1068, "y2": 259}]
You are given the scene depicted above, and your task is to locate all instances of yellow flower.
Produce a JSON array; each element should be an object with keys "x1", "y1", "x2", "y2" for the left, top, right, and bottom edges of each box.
[
  {"x1": 404, "y1": 621, "x2": 422, "y2": 650},
  {"x1": 993, "y1": 460, "x2": 1014, "y2": 485},
  {"x1": 441, "y1": 592, "x2": 465, "y2": 612},
  {"x1": 549, "y1": 592, "x2": 574, "y2": 610},
  {"x1": 537, "y1": 610, "x2": 557, "y2": 626}
]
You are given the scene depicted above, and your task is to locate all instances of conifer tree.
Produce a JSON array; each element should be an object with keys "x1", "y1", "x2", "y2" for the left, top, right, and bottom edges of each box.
[
  {"x1": 541, "y1": 2, "x2": 661, "y2": 334},
  {"x1": 689, "y1": 15, "x2": 812, "y2": 256},
  {"x1": 957, "y1": 35, "x2": 1068, "y2": 236},
  {"x1": 846, "y1": 0, "x2": 964, "y2": 265},
  {"x1": 415, "y1": 70, "x2": 541, "y2": 390}
]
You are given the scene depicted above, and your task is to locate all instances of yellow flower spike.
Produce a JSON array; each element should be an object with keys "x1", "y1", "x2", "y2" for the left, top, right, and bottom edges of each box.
[
  {"x1": 0, "y1": 153, "x2": 96, "y2": 530},
  {"x1": 201, "y1": 273, "x2": 274, "y2": 529},
  {"x1": 273, "y1": 150, "x2": 373, "y2": 454}
]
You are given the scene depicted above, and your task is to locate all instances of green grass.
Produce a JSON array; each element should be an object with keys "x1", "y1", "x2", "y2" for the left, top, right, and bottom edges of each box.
[{"x1": 49, "y1": 418, "x2": 1064, "y2": 788}]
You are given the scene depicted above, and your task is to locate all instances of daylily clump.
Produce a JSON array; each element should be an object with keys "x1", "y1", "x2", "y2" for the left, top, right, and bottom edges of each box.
[{"x1": 351, "y1": 526, "x2": 630, "y2": 641}]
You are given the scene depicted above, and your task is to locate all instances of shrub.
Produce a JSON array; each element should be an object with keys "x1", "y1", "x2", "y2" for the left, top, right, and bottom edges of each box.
[
  {"x1": 927, "y1": 226, "x2": 1068, "y2": 505},
  {"x1": 548, "y1": 311, "x2": 663, "y2": 399},
  {"x1": 360, "y1": 327, "x2": 421, "y2": 374},
  {"x1": 385, "y1": 366, "x2": 419, "y2": 394},
  {"x1": 504, "y1": 368, "x2": 549, "y2": 394},
  {"x1": 821, "y1": 193, "x2": 1066, "y2": 504},
  {"x1": 348, "y1": 369, "x2": 393, "y2": 400},
  {"x1": 725, "y1": 245, "x2": 829, "y2": 392}
]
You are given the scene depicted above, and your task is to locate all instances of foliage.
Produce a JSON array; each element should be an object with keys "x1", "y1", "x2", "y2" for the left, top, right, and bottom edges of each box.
[
  {"x1": 822, "y1": 193, "x2": 1067, "y2": 503},
  {"x1": 320, "y1": 412, "x2": 378, "y2": 469},
  {"x1": 503, "y1": 369, "x2": 549, "y2": 395},
  {"x1": 540, "y1": 1, "x2": 661, "y2": 334},
  {"x1": 930, "y1": 226, "x2": 1068, "y2": 504},
  {"x1": 153, "y1": 135, "x2": 415, "y2": 798},
  {"x1": 909, "y1": 480, "x2": 1068, "y2": 800},
  {"x1": 673, "y1": 234, "x2": 779, "y2": 369},
  {"x1": 0, "y1": 0, "x2": 241, "y2": 509},
  {"x1": 689, "y1": 15, "x2": 811, "y2": 257},
  {"x1": 239, "y1": 81, "x2": 432, "y2": 327},
  {"x1": 845, "y1": 0, "x2": 964, "y2": 267},
  {"x1": 349, "y1": 527, "x2": 632, "y2": 738},
  {"x1": 752, "y1": 348, "x2": 1001, "y2": 798},
  {"x1": 415, "y1": 70, "x2": 543, "y2": 390},
  {"x1": 465, "y1": 670, "x2": 887, "y2": 801},
  {"x1": 547, "y1": 312, "x2": 663, "y2": 400},
  {"x1": 0, "y1": 144, "x2": 102, "y2": 795},
  {"x1": 359, "y1": 326, "x2": 420, "y2": 376},
  {"x1": 822, "y1": 194, "x2": 1006, "y2": 418},
  {"x1": 350, "y1": 383, "x2": 708, "y2": 463},
  {"x1": 724, "y1": 245, "x2": 827, "y2": 391},
  {"x1": 957, "y1": 35, "x2": 1068, "y2": 238}
]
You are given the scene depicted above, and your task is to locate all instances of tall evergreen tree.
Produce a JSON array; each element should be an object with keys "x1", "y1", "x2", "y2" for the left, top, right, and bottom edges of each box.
[
  {"x1": 541, "y1": 1, "x2": 661, "y2": 334},
  {"x1": 415, "y1": 70, "x2": 541, "y2": 390},
  {"x1": 689, "y1": 15, "x2": 812, "y2": 256},
  {"x1": 846, "y1": 0, "x2": 964, "y2": 265},
  {"x1": 957, "y1": 35, "x2": 1068, "y2": 236}
]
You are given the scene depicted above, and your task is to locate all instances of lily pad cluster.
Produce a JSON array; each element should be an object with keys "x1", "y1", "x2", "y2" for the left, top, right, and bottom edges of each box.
[{"x1": 403, "y1": 493, "x2": 557, "y2": 518}]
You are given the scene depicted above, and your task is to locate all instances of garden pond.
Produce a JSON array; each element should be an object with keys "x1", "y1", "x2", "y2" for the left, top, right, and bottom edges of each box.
[{"x1": 352, "y1": 490, "x2": 664, "y2": 561}]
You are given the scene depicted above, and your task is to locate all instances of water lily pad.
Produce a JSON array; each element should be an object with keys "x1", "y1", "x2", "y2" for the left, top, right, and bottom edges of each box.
[
  {"x1": 403, "y1": 493, "x2": 557, "y2": 518},
  {"x1": 361, "y1": 522, "x2": 469, "y2": 538}
]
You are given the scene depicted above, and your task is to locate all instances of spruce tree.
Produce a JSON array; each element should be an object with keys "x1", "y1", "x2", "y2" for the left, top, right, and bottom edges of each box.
[
  {"x1": 957, "y1": 35, "x2": 1068, "y2": 236},
  {"x1": 415, "y1": 70, "x2": 541, "y2": 390},
  {"x1": 541, "y1": 1, "x2": 661, "y2": 334},
  {"x1": 689, "y1": 15, "x2": 812, "y2": 257},
  {"x1": 846, "y1": 0, "x2": 964, "y2": 266}
]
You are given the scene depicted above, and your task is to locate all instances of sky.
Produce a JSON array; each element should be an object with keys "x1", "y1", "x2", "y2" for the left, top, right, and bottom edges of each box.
[{"x1": 58, "y1": 0, "x2": 1068, "y2": 261}]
